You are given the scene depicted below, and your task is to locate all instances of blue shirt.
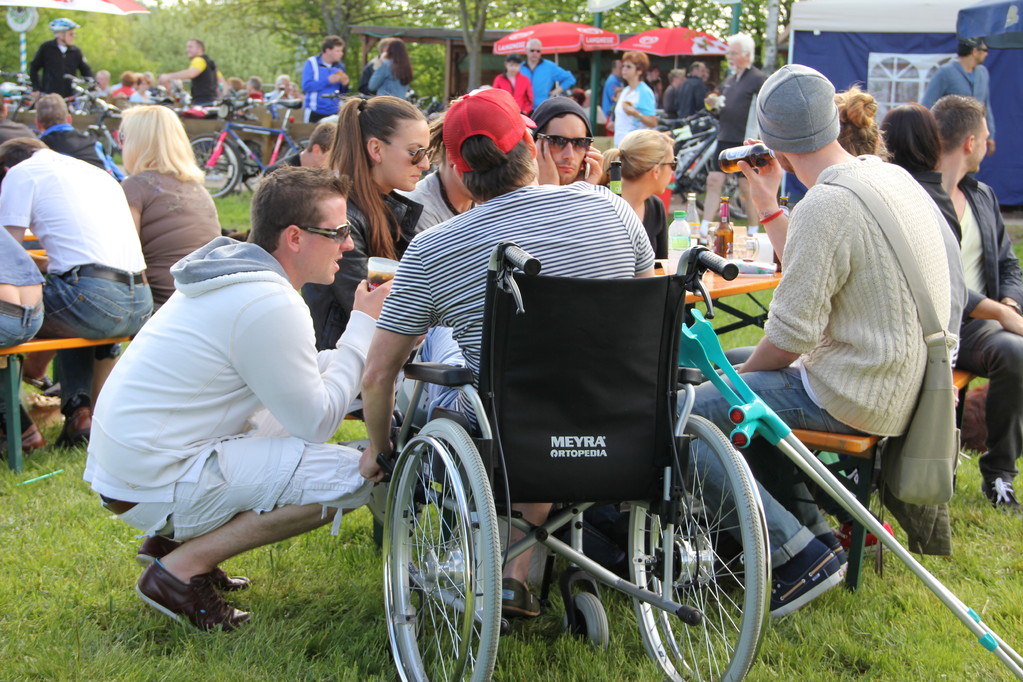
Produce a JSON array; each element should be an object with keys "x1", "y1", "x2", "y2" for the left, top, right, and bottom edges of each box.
[
  {"x1": 921, "y1": 60, "x2": 995, "y2": 138},
  {"x1": 601, "y1": 73, "x2": 622, "y2": 117},
  {"x1": 1, "y1": 227, "x2": 44, "y2": 287},
  {"x1": 521, "y1": 58, "x2": 577, "y2": 108},
  {"x1": 302, "y1": 54, "x2": 348, "y2": 117}
]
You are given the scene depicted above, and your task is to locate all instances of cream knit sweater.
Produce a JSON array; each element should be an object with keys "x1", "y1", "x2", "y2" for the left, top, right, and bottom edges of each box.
[{"x1": 766, "y1": 157, "x2": 952, "y2": 436}]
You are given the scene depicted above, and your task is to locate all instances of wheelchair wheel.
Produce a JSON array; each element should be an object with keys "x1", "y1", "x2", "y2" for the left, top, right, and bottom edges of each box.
[
  {"x1": 630, "y1": 415, "x2": 769, "y2": 682},
  {"x1": 563, "y1": 591, "x2": 610, "y2": 649},
  {"x1": 384, "y1": 419, "x2": 501, "y2": 682}
]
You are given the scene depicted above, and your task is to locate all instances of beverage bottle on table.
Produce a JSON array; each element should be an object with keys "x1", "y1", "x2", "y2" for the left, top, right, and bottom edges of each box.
[
  {"x1": 609, "y1": 161, "x2": 622, "y2": 195},
  {"x1": 714, "y1": 196, "x2": 733, "y2": 259},
  {"x1": 772, "y1": 196, "x2": 789, "y2": 273},
  {"x1": 718, "y1": 142, "x2": 775, "y2": 173},
  {"x1": 685, "y1": 192, "x2": 702, "y2": 244},
  {"x1": 668, "y1": 210, "x2": 690, "y2": 257}
]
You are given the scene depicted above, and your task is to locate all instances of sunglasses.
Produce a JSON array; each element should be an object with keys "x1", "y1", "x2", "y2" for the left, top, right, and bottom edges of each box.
[
  {"x1": 660, "y1": 160, "x2": 678, "y2": 171},
  {"x1": 297, "y1": 223, "x2": 352, "y2": 242},
  {"x1": 537, "y1": 133, "x2": 592, "y2": 151},
  {"x1": 385, "y1": 139, "x2": 432, "y2": 165}
]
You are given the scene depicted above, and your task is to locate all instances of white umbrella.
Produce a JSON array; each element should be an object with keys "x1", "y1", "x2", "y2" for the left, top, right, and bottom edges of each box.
[{"x1": 0, "y1": 0, "x2": 148, "y2": 15}]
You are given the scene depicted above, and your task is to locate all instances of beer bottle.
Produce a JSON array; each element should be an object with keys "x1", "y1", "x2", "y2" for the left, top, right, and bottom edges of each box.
[
  {"x1": 714, "y1": 197, "x2": 733, "y2": 259},
  {"x1": 773, "y1": 196, "x2": 789, "y2": 273},
  {"x1": 609, "y1": 161, "x2": 622, "y2": 194},
  {"x1": 718, "y1": 142, "x2": 775, "y2": 173}
]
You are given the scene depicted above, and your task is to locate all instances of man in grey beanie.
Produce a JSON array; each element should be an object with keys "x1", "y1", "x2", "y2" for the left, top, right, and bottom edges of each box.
[{"x1": 687, "y1": 63, "x2": 962, "y2": 617}]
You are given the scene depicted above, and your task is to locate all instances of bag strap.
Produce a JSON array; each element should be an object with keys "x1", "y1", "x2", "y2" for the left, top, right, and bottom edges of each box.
[{"x1": 827, "y1": 174, "x2": 945, "y2": 340}]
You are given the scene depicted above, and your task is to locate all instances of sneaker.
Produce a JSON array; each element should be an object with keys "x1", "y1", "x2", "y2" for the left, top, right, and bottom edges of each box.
[
  {"x1": 136, "y1": 536, "x2": 251, "y2": 592},
  {"x1": 815, "y1": 531, "x2": 848, "y2": 566},
  {"x1": 136, "y1": 560, "x2": 250, "y2": 631},
  {"x1": 982, "y1": 477, "x2": 1021, "y2": 513},
  {"x1": 501, "y1": 577, "x2": 541, "y2": 618},
  {"x1": 834, "y1": 521, "x2": 894, "y2": 551},
  {"x1": 770, "y1": 539, "x2": 846, "y2": 618},
  {"x1": 55, "y1": 406, "x2": 91, "y2": 448}
]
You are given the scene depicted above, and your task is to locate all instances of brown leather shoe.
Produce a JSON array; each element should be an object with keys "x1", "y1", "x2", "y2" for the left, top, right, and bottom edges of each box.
[
  {"x1": 56, "y1": 406, "x2": 92, "y2": 447},
  {"x1": 136, "y1": 561, "x2": 250, "y2": 631},
  {"x1": 21, "y1": 423, "x2": 45, "y2": 452},
  {"x1": 135, "y1": 536, "x2": 251, "y2": 592}
]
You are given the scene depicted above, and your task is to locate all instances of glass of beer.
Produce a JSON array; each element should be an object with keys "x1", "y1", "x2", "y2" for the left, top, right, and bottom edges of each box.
[{"x1": 367, "y1": 257, "x2": 399, "y2": 290}]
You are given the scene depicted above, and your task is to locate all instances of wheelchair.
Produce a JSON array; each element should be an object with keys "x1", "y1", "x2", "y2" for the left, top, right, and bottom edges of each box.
[{"x1": 379, "y1": 244, "x2": 770, "y2": 681}]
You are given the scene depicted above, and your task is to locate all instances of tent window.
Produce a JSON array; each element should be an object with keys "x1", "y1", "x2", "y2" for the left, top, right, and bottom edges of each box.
[{"x1": 867, "y1": 52, "x2": 952, "y2": 118}]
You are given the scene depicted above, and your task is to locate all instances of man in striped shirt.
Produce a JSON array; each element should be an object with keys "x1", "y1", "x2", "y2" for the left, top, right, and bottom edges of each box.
[{"x1": 360, "y1": 88, "x2": 654, "y2": 616}]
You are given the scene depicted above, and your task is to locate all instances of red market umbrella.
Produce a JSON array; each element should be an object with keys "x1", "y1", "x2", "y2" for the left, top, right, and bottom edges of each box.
[
  {"x1": 0, "y1": 0, "x2": 148, "y2": 14},
  {"x1": 494, "y1": 21, "x2": 620, "y2": 55},
  {"x1": 618, "y1": 27, "x2": 727, "y2": 57}
]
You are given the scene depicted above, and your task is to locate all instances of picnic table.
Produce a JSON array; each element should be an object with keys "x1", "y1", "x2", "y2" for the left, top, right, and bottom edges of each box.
[{"x1": 656, "y1": 259, "x2": 781, "y2": 335}]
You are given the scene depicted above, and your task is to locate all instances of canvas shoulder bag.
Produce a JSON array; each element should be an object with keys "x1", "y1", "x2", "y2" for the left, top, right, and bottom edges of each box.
[{"x1": 828, "y1": 174, "x2": 960, "y2": 505}]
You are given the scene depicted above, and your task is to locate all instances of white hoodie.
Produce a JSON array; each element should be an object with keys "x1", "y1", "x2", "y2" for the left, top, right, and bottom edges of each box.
[{"x1": 85, "y1": 238, "x2": 374, "y2": 502}]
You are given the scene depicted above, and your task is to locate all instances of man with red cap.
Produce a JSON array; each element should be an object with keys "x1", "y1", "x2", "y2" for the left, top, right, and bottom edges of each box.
[{"x1": 361, "y1": 88, "x2": 655, "y2": 617}]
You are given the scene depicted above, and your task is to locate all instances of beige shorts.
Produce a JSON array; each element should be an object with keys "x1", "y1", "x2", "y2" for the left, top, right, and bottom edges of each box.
[{"x1": 118, "y1": 436, "x2": 373, "y2": 541}]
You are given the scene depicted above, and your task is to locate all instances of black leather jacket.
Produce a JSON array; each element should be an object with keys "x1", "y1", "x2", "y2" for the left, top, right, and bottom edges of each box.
[{"x1": 303, "y1": 192, "x2": 423, "y2": 350}]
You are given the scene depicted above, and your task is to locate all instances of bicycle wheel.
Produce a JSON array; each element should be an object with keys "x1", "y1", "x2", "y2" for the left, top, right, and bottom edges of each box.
[
  {"x1": 190, "y1": 135, "x2": 240, "y2": 198},
  {"x1": 630, "y1": 415, "x2": 769, "y2": 682},
  {"x1": 384, "y1": 418, "x2": 501, "y2": 682}
]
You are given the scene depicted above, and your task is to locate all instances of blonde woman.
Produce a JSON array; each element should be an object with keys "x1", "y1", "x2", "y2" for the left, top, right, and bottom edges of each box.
[
  {"x1": 601, "y1": 129, "x2": 676, "y2": 258},
  {"x1": 120, "y1": 105, "x2": 222, "y2": 307}
]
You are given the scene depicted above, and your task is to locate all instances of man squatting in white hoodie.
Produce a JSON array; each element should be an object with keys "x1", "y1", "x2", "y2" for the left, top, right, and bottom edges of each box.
[{"x1": 84, "y1": 166, "x2": 390, "y2": 631}]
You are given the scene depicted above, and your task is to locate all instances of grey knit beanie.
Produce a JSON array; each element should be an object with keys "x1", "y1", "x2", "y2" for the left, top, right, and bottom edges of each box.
[{"x1": 756, "y1": 64, "x2": 839, "y2": 153}]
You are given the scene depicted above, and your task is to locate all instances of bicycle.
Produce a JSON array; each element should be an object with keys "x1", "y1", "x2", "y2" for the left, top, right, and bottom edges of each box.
[
  {"x1": 66, "y1": 75, "x2": 124, "y2": 181},
  {"x1": 189, "y1": 96, "x2": 304, "y2": 198},
  {"x1": 660, "y1": 111, "x2": 746, "y2": 221},
  {"x1": 1, "y1": 71, "x2": 34, "y2": 118}
]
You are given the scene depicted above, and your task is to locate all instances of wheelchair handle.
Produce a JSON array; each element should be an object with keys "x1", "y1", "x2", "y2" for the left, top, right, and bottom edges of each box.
[
  {"x1": 681, "y1": 246, "x2": 738, "y2": 281},
  {"x1": 503, "y1": 245, "x2": 542, "y2": 276}
]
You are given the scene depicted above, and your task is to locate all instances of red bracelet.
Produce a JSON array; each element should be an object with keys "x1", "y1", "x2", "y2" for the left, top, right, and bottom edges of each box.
[{"x1": 760, "y1": 209, "x2": 785, "y2": 225}]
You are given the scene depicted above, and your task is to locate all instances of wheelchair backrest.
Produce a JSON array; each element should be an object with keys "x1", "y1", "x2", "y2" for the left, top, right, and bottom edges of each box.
[{"x1": 480, "y1": 272, "x2": 687, "y2": 503}]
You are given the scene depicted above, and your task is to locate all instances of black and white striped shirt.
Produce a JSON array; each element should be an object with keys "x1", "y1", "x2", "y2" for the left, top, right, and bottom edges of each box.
[{"x1": 378, "y1": 182, "x2": 655, "y2": 378}]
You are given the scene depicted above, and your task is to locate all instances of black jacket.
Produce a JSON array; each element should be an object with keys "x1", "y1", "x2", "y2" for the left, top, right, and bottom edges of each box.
[
  {"x1": 29, "y1": 40, "x2": 92, "y2": 96},
  {"x1": 41, "y1": 128, "x2": 106, "y2": 171},
  {"x1": 303, "y1": 192, "x2": 423, "y2": 350},
  {"x1": 914, "y1": 170, "x2": 1023, "y2": 318}
]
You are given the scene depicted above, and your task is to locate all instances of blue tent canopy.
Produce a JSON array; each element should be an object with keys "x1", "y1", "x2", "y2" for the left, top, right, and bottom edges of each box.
[{"x1": 958, "y1": 0, "x2": 1023, "y2": 48}]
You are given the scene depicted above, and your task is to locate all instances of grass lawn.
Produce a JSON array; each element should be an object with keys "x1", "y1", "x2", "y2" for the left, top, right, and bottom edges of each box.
[{"x1": 2, "y1": 196, "x2": 1019, "y2": 680}]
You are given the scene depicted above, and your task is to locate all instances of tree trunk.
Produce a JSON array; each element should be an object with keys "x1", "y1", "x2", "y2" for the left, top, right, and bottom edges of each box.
[{"x1": 459, "y1": 0, "x2": 487, "y2": 90}]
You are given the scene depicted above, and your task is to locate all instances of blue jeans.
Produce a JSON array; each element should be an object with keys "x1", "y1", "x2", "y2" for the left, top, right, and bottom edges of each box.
[
  {"x1": 39, "y1": 268, "x2": 153, "y2": 412},
  {"x1": 687, "y1": 367, "x2": 866, "y2": 567},
  {"x1": 0, "y1": 300, "x2": 43, "y2": 348},
  {"x1": 0, "y1": 300, "x2": 44, "y2": 418}
]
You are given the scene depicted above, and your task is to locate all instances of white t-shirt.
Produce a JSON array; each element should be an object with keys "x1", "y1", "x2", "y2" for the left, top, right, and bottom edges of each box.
[
  {"x1": 613, "y1": 82, "x2": 657, "y2": 147},
  {"x1": 0, "y1": 149, "x2": 146, "y2": 275},
  {"x1": 959, "y1": 202, "x2": 986, "y2": 296}
]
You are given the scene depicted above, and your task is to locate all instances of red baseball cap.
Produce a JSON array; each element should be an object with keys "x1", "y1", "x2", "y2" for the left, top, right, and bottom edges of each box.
[{"x1": 443, "y1": 88, "x2": 536, "y2": 173}]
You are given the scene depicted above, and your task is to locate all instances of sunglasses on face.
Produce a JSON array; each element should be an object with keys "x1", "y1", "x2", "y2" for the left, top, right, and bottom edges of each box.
[
  {"x1": 537, "y1": 133, "x2": 592, "y2": 151},
  {"x1": 297, "y1": 223, "x2": 352, "y2": 242},
  {"x1": 385, "y1": 139, "x2": 432, "y2": 165},
  {"x1": 660, "y1": 160, "x2": 678, "y2": 171}
]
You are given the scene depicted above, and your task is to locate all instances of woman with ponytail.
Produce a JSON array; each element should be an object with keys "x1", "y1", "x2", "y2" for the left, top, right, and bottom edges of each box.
[
  {"x1": 600, "y1": 129, "x2": 675, "y2": 258},
  {"x1": 303, "y1": 95, "x2": 429, "y2": 349}
]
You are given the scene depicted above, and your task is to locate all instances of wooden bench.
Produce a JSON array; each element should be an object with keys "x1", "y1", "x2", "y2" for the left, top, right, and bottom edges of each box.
[
  {"x1": 1, "y1": 337, "x2": 129, "y2": 473},
  {"x1": 790, "y1": 368, "x2": 976, "y2": 590}
]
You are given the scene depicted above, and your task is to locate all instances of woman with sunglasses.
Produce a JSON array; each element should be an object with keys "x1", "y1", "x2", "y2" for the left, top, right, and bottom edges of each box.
[
  {"x1": 613, "y1": 51, "x2": 658, "y2": 147},
  {"x1": 303, "y1": 95, "x2": 428, "y2": 349},
  {"x1": 601, "y1": 129, "x2": 676, "y2": 258}
]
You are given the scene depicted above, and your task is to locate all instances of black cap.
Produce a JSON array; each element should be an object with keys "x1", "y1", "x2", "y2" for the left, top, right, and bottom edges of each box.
[
  {"x1": 505, "y1": 53, "x2": 524, "y2": 64},
  {"x1": 530, "y1": 96, "x2": 593, "y2": 137}
]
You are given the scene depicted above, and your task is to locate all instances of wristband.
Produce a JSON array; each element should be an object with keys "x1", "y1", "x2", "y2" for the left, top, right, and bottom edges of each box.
[{"x1": 760, "y1": 209, "x2": 785, "y2": 225}]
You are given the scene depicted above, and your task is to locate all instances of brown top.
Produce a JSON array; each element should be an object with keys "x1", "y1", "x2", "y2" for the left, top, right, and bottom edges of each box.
[{"x1": 121, "y1": 172, "x2": 221, "y2": 307}]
